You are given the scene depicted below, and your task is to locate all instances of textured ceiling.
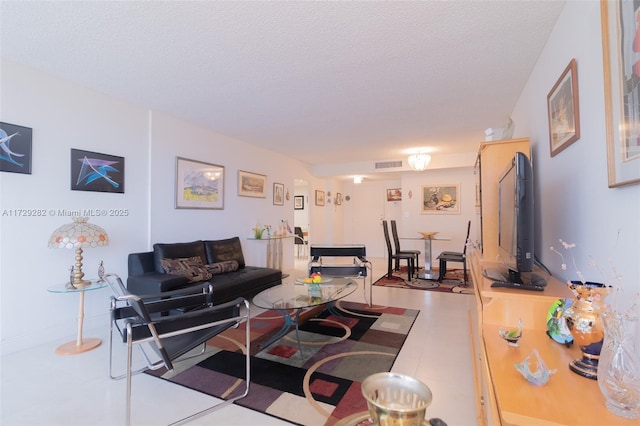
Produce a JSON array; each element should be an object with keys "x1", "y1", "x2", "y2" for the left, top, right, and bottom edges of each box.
[{"x1": 0, "y1": 1, "x2": 565, "y2": 176}]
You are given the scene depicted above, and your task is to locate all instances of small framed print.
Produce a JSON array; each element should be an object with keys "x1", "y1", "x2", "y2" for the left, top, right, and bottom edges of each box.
[
  {"x1": 273, "y1": 182, "x2": 284, "y2": 205},
  {"x1": 387, "y1": 188, "x2": 402, "y2": 201},
  {"x1": 315, "y1": 190, "x2": 325, "y2": 206},
  {"x1": 294, "y1": 195, "x2": 304, "y2": 210},
  {"x1": 71, "y1": 148, "x2": 124, "y2": 193},
  {"x1": 547, "y1": 58, "x2": 580, "y2": 157},
  {"x1": 336, "y1": 192, "x2": 343, "y2": 205},
  {"x1": 238, "y1": 170, "x2": 267, "y2": 198},
  {"x1": 175, "y1": 157, "x2": 224, "y2": 209},
  {"x1": 0, "y1": 122, "x2": 32, "y2": 174}
]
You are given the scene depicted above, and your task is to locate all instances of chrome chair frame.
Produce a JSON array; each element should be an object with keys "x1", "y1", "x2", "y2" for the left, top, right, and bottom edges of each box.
[
  {"x1": 105, "y1": 273, "x2": 251, "y2": 426},
  {"x1": 308, "y1": 244, "x2": 373, "y2": 306}
]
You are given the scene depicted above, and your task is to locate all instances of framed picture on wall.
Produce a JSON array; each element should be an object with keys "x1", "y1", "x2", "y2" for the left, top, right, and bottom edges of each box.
[
  {"x1": 273, "y1": 182, "x2": 284, "y2": 205},
  {"x1": 421, "y1": 184, "x2": 460, "y2": 214},
  {"x1": 386, "y1": 188, "x2": 402, "y2": 201},
  {"x1": 294, "y1": 195, "x2": 304, "y2": 210},
  {"x1": 315, "y1": 190, "x2": 325, "y2": 206},
  {"x1": 547, "y1": 58, "x2": 580, "y2": 157},
  {"x1": 71, "y1": 148, "x2": 125, "y2": 193},
  {"x1": 601, "y1": 0, "x2": 640, "y2": 187},
  {"x1": 238, "y1": 170, "x2": 267, "y2": 198},
  {"x1": 0, "y1": 122, "x2": 32, "y2": 174},
  {"x1": 175, "y1": 157, "x2": 224, "y2": 209}
]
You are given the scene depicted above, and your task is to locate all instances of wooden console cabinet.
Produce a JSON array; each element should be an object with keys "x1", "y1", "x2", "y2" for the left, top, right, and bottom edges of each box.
[
  {"x1": 476, "y1": 138, "x2": 530, "y2": 261},
  {"x1": 469, "y1": 250, "x2": 634, "y2": 425}
]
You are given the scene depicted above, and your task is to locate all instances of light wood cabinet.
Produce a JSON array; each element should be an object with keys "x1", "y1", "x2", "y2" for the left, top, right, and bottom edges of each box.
[
  {"x1": 475, "y1": 138, "x2": 530, "y2": 261},
  {"x1": 469, "y1": 250, "x2": 635, "y2": 425}
]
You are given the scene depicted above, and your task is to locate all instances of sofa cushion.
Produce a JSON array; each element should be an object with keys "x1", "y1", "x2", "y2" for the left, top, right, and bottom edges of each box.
[
  {"x1": 209, "y1": 266, "x2": 281, "y2": 304},
  {"x1": 160, "y1": 256, "x2": 212, "y2": 283},
  {"x1": 206, "y1": 260, "x2": 239, "y2": 275},
  {"x1": 204, "y1": 237, "x2": 246, "y2": 268},
  {"x1": 153, "y1": 241, "x2": 206, "y2": 273}
]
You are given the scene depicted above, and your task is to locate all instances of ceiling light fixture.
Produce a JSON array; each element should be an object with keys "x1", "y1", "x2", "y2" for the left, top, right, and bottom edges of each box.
[
  {"x1": 407, "y1": 151, "x2": 432, "y2": 171},
  {"x1": 353, "y1": 176, "x2": 363, "y2": 184}
]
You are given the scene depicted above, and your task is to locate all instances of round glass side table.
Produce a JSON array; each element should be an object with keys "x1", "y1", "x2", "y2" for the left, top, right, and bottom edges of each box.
[{"x1": 47, "y1": 280, "x2": 107, "y2": 355}]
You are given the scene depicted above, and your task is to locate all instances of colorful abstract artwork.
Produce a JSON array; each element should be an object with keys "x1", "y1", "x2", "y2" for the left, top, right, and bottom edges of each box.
[
  {"x1": 70, "y1": 149, "x2": 125, "y2": 193},
  {"x1": 0, "y1": 122, "x2": 32, "y2": 174}
]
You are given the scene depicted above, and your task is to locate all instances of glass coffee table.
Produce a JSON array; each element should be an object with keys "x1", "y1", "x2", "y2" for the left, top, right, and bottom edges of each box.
[{"x1": 252, "y1": 278, "x2": 357, "y2": 356}]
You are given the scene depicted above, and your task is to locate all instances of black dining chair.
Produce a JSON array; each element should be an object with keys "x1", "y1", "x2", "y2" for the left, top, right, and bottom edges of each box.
[
  {"x1": 382, "y1": 220, "x2": 414, "y2": 281},
  {"x1": 390, "y1": 220, "x2": 421, "y2": 273},
  {"x1": 437, "y1": 220, "x2": 471, "y2": 285}
]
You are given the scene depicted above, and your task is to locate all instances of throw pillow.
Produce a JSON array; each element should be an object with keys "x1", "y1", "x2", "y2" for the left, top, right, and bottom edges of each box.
[
  {"x1": 160, "y1": 256, "x2": 212, "y2": 283},
  {"x1": 206, "y1": 260, "x2": 239, "y2": 275}
]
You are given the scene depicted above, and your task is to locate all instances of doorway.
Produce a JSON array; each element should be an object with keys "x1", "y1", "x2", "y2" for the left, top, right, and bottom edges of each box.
[{"x1": 293, "y1": 179, "x2": 310, "y2": 262}]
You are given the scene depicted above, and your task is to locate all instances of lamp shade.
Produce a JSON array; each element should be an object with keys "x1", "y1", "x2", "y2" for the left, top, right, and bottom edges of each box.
[
  {"x1": 49, "y1": 217, "x2": 109, "y2": 249},
  {"x1": 49, "y1": 217, "x2": 108, "y2": 287}
]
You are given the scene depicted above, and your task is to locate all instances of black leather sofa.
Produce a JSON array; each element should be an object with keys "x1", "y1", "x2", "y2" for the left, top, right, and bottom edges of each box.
[{"x1": 127, "y1": 237, "x2": 282, "y2": 305}]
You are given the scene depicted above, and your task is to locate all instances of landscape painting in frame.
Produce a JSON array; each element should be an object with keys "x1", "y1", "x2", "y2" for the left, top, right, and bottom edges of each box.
[
  {"x1": 71, "y1": 148, "x2": 124, "y2": 193},
  {"x1": 0, "y1": 122, "x2": 32, "y2": 174},
  {"x1": 175, "y1": 157, "x2": 224, "y2": 209},
  {"x1": 238, "y1": 170, "x2": 266, "y2": 198},
  {"x1": 421, "y1": 184, "x2": 460, "y2": 214}
]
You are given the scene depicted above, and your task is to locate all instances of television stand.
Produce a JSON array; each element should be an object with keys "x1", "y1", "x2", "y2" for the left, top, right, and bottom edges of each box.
[{"x1": 470, "y1": 251, "x2": 628, "y2": 425}]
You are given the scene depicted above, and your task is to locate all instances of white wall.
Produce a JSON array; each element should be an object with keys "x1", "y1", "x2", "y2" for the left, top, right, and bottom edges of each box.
[
  {"x1": 0, "y1": 60, "x2": 320, "y2": 354},
  {"x1": 511, "y1": 1, "x2": 640, "y2": 308},
  {"x1": 342, "y1": 167, "x2": 476, "y2": 260},
  {"x1": 0, "y1": 60, "x2": 149, "y2": 353}
]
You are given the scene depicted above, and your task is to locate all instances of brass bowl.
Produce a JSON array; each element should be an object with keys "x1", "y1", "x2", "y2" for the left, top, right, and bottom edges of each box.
[{"x1": 418, "y1": 232, "x2": 438, "y2": 239}]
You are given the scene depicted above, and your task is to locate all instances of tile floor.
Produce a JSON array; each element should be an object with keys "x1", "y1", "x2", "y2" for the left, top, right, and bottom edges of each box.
[{"x1": 1, "y1": 258, "x2": 477, "y2": 426}]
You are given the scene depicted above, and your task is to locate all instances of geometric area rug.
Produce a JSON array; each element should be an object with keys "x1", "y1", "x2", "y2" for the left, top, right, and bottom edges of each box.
[
  {"x1": 146, "y1": 301, "x2": 419, "y2": 426},
  {"x1": 373, "y1": 267, "x2": 473, "y2": 295}
]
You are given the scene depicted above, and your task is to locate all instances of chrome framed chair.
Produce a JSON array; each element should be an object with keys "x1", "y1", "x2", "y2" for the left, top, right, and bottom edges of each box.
[
  {"x1": 105, "y1": 273, "x2": 251, "y2": 426},
  {"x1": 437, "y1": 220, "x2": 471, "y2": 285},
  {"x1": 390, "y1": 219, "x2": 421, "y2": 272},
  {"x1": 382, "y1": 220, "x2": 415, "y2": 282},
  {"x1": 308, "y1": 244, "x2": 373, "y2": 306}
]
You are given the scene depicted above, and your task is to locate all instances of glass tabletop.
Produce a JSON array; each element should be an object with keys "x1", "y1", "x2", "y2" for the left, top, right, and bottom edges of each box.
[
  {"x1": 252, "y1": 278, "x2": 357, "y2": 310},
  {"x1": 47, "y1": 280, "x2": 107, "y2": 293}
]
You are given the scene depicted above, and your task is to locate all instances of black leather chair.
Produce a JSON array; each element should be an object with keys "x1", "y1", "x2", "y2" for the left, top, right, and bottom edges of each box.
[
  {"x1": 105, "y1": 273, "x2": 250, "y2": 426},
  {"x1": 390, "y1": 220, "x2": 421, "y2": 272},
  {"x1": 382, "y1": 220, "x2": 415, "y2": 281},
  {"x1": 294, "y1": 226, "x2": 308, "y2": 257},
  {"x1": 437, "y1": 220, "x2": 471, "y2": 285}
]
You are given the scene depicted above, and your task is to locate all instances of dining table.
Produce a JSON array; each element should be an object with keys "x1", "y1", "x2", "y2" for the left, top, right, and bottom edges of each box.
[{"x1": 402, "y1": 231, "x2": 450, "y2": 280}]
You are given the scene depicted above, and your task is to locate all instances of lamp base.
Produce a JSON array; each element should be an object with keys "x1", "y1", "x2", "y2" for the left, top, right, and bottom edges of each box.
[
  {"x1": 55, "y1": 338, "x2": 101, "y2": 355},
  {"x1": 66, "y1": 279, "x2": 91, "y2": 289}
]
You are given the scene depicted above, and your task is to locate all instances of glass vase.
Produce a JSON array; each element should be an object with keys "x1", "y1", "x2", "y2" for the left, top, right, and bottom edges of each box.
[
  {"x1": 562, "y1": 281, "x2": 610, "y2": 379},
  {"x1": 597, "y1": 308, "x2": 640, "y2": 419}
]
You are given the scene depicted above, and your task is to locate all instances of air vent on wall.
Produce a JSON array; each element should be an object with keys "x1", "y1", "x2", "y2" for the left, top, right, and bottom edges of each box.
[{"x1": 375, "y1": 160, "x2": 403, "y2": 169}]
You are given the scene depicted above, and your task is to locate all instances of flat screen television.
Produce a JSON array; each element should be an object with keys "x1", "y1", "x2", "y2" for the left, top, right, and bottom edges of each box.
[{"x1": 484, "y1": 152, "x2": 546, "y2": 286}]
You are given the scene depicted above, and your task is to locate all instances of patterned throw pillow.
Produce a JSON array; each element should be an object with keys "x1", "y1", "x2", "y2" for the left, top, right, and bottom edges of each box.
[
  {"x1": 206, "y1": 260, "x2": 239, "y2": 275},
  {"x1": 160, "y1": 256, "x2": 212, "y2": 283}
]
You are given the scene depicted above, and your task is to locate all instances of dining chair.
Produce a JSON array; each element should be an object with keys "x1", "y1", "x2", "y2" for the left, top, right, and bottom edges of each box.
[
  {"x1": 390, "y1": 220, "x2": 420, "y2": 272},
  {"x1": 382, "y1": 220, "x2": 414, "y2": 281},
  {"x1": 436, "y1": 220, "x2": 471, "y2": 285}
]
